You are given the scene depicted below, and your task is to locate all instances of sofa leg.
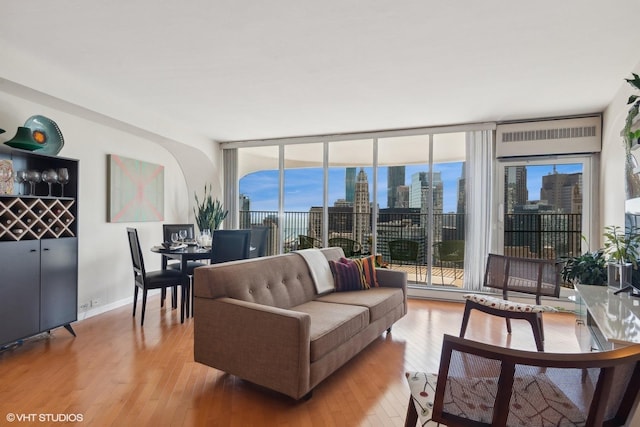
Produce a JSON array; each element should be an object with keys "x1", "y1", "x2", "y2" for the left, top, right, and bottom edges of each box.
[
  {"x1": 387, "y1": 327, "x2": 392, "y2": 333},
  {"x1": 302, "y1": 391, "x2": 313, "y2": 401}
]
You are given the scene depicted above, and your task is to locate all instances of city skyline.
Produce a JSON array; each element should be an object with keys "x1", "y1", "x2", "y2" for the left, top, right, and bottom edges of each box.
[{"x1": 239, "y1": 163, "x2": 583, "y2": 213}]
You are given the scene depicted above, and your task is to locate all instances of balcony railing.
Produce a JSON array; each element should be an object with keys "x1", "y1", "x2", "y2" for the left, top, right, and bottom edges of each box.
[{"x1": 240, "y1": 210, "x2": 582, "y2": 286}]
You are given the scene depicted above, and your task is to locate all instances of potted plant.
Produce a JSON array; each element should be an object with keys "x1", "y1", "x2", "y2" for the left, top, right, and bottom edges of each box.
[
  {"x1": 623, "y1": 74, "x2": 640, "y2": 199},
  {"x1": 603, "y1": 225, "x2": 640, "y2": 288},
  {"x1": 561, "y1": 249, "x2": 608, "y2": 286},
  {"x1": 624, "y1": 73, "x2": 640, "y2": 151},
  {"x1": 193, "y1": 184, "x2": 228, "y2": 233}
]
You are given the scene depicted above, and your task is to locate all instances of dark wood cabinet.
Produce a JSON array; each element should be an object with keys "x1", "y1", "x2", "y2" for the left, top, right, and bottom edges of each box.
[
  {"x1": 0, "y1": 145, "x2": 78, "y2": 347},
  {"x1": 40, "y1": 237, "x2": 78, "y2": 332},
  {"x1": 0, "y1": 240, "x2": 40, "y2": 345}
]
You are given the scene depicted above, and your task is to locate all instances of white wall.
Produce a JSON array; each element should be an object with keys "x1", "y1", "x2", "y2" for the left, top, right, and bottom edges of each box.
[
  {"x1": 601, "y1": 60, "x2": 640, "y2": 247},
  {"x1": 0, "y1": 91, "x2": 194, "y2": 313}
]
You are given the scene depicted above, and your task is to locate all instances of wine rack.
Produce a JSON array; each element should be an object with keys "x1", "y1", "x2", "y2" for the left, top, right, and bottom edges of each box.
[{"x1": 0, "y1": 196, "x2": 76, "y2": 241}]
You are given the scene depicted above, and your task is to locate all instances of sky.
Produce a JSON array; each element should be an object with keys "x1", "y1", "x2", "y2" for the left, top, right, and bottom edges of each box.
[{"x1": 240, "y1": 162, "x2": 584, "y2": 213}]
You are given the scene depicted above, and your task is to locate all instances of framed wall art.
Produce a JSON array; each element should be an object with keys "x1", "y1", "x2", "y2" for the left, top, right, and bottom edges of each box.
[{"x1": 108, "y1": 154, "x2": 164, "y2": 222}]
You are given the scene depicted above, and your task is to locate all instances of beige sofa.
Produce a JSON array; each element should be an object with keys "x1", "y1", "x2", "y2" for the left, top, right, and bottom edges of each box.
[{"x1": 193, "y1": 247, "x2": 407, "y2": 400}]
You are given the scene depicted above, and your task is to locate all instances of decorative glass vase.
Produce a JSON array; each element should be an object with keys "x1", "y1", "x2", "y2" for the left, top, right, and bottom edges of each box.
[
  {"x1": 607, "y1": 262, "x2": 633, "y2": 289},
  {"x1": 197, "y1": 229, "x2": 212, "y2": 247}
]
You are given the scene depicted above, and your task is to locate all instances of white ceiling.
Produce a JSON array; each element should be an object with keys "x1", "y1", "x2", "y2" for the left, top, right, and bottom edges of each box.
[{"x1": 2, "y1": 1, "x2": 640, "y2": 143}]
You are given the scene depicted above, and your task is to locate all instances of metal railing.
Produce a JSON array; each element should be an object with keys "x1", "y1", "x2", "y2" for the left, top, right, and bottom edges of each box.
[{"x1": 240, "y1": 210, "x2": 582, "y2": 285}]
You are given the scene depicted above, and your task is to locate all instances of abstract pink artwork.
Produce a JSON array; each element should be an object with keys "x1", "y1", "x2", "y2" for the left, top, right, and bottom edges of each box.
[{"x1": 108, "y1": 154, "x2": 164, "y2": 222}]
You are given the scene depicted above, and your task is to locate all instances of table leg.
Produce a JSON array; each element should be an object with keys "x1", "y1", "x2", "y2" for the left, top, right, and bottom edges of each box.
[
  {"x1": 180, "y1": 284, "x2": 186, "y2": 324},
  {"x1": 181, "y1": 257, "x2": 191, "y2": 319}
]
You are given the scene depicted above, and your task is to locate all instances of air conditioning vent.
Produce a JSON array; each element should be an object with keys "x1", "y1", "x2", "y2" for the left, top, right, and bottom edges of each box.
[{"x1": 496, "y1": 116, "x2": 601, "y2": 158}]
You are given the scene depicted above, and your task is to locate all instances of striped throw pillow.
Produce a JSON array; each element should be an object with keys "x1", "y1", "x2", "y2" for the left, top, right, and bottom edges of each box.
[
  {"x1": 352, "y1": 255, "x2": 379, "y2": 288},
  {"x1": 329, "y1": 258, "x2": 367, "y2": 291}
]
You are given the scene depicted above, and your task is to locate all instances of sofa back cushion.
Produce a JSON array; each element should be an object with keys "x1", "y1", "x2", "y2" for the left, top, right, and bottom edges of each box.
[{"x1": 194, "y1": 247, "x2": 346, "y2": 309}]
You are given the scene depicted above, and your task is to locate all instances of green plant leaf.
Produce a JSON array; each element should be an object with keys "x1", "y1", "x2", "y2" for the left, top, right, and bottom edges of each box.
[
  {"x1": 626, "y1": 73, "x2": 640, "y2": 91},
  {"x1": 193, "y1": 184, "x2": 228, "y2": 232}
]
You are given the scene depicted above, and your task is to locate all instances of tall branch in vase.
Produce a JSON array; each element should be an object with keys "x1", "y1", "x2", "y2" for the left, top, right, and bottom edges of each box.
[{"x1": 193, "y1": 184, "x2": 228, "y2": 233}]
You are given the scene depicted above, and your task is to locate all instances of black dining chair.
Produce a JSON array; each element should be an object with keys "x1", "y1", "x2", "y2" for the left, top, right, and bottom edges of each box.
[
  {"x1": 211, "y1": 229, "x2": 252, "y2": 264},
  {"x1": 249, "y1": 226, "x2": 270, "y2": 258},
  {"x1": 126, "y1": 228, "x2": 188, "y2": 326}
]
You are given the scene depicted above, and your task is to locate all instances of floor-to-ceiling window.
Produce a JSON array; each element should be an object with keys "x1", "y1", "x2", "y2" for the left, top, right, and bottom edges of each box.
[
  {"x1": 327, "y1": 139, "x2": 374, "y2": 255},
  {"x1": 234, "y1": 128, "x2": 471, "y2": 288},
  {"x1": 496, "y1": 156, "x2": 594, "y2": 259},
  {"x1": 228, "y1": 121, "x2": 598, "y2": 298},
  {"x1": 238, "y1": 145, "x2": 281, "y2": 253},
  {"x1": 284, "y1": 143, "x2": 325, "y2": 251}
]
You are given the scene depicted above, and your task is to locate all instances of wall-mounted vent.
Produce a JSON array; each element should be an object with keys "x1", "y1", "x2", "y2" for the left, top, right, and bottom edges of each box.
[{"x1": 496, "y1": 116, "x2": 601, "y2": 158}]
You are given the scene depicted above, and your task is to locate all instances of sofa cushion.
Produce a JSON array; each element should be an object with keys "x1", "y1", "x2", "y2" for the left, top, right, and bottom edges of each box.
[
  {"x1": 292, "y1": 301, "x2": 369, "y2": 362},
  {"x1": 315, "y1": 287, "x2": 404, "y2": 322},
  {"x1": 329, "y1": 258, "x2": 367, "y2": 291}
]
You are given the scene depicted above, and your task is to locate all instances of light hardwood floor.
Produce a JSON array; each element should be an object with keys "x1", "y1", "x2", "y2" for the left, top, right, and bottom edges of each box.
[{"x1": 0, "y1": 297, "x2": 580, "y2": 426}]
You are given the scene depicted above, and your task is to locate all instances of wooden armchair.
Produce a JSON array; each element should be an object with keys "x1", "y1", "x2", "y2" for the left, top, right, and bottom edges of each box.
[
  {"x1": 405, "y1": 334, "x2": 640, "y2": 427},
  {"x1": 460, "y1": 254, "x2": 562, "y2": 351}
]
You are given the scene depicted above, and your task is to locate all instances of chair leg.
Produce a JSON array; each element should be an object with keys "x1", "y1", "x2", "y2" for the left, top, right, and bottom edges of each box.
[
  {"x1": 133, "y1": 286, "x2": 139, "y2": 317},
  {"x1": 185, "y1": 282, "x2": 191, "y2": 319},
  {"x1": 505, "y1": 317, "x2": 512, "y2": 334},
  {"x1": 537, "y1": 313, "x2": 545, "y2": 342},
  {"x1": 172, "y1": 286, "x2": 177, "y2": 309},
  {"x1": 160, "y1": 288, "x2": 166, "y2": 307},
  {"x1": 180, "y1": 285, "x2": 187, "y2": 324},
  {"x1": 191, "y1": 277, "x2": 195, "y2": 317},
  {"x1": 528, "y1": 314, "x2": 545, "y2": 351},
  {"x1": 171, "y1": 286, "x2": 178, "y2": 309},
  {"x1": 141, "y1": 289, "x2": 148, "y2": 326},
  {"x1": 404, "y1": 396, "x2": 419, "y2": 427},
  {"x1": 459, "y1": 301, "x2": 473, "y2": 338}
]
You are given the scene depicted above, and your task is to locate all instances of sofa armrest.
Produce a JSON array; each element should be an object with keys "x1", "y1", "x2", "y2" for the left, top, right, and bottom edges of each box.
[
  {"x1": 376, "y1": 268, "x2": 407, "y2": 290},
  {"x1": 194, "y1": 297, "x2": 312, "y2": 399},
  {"x1": 376, "y1": 268, "x2": 408, "y2": 309}
]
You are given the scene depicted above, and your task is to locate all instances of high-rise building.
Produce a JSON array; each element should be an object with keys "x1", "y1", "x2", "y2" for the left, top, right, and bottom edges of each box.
[
  {"x1": 504, "y1": 166, "x2": 528, "y2": 213},
  {"x1": 456, "y1": 163, "x2": 465, "y2": 214},
  {"x1": 409, "y1": 171, "x2": 443, "y2": 241},
  {"x1": 410, "y1": 171, "x2": 443, "y2": 214},
  {"x1": 308, "y1": 205, "x2": 355, "y2": 239},
  {"x1": 308, "y1": 206, "x2": 323, "y2": 239},
  {"x1": 345, "y1": 167, "x2": 356, "y2": 204},
  {"x1": 540, "y1": 170, "x2": 582, "y2": 213},
  {"x1": 387, "y1": 166, "x2": 405, "y2": 208},
  {"x1": 396, "y1": 185, "x2": 410, "y2": 208},
  {"x1": 354, "y1": 168, "x2": 371, "y2": 245},
  {"x1": 239, "y1": 194, "x2": 251, "y2": 228},
  {"x1": 409, "y1": 172, "x2": 427, "y2": 208}
]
